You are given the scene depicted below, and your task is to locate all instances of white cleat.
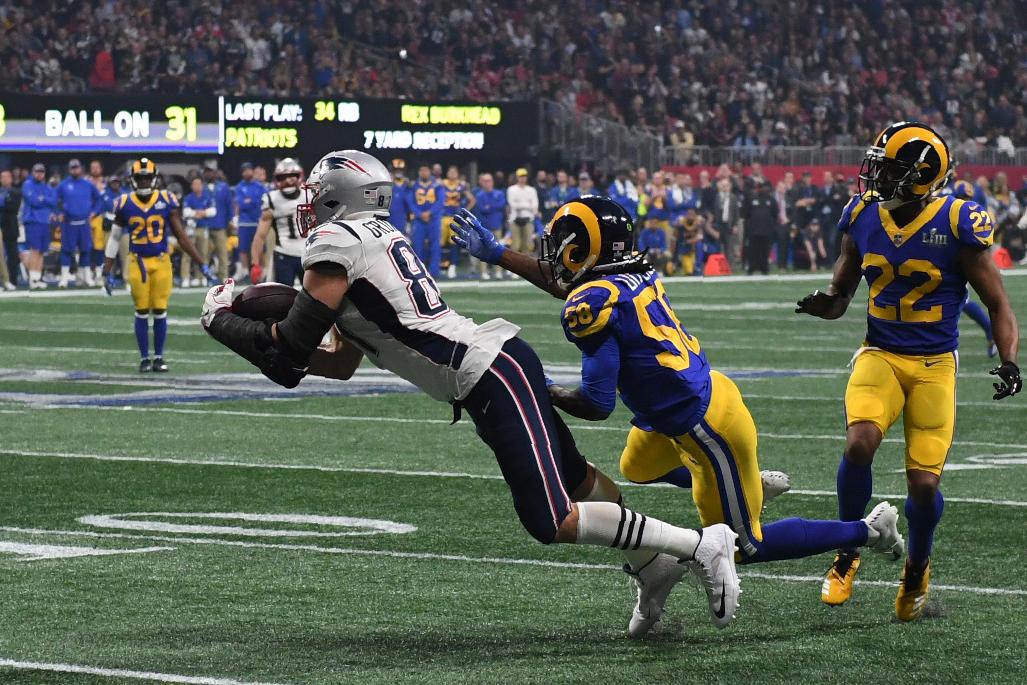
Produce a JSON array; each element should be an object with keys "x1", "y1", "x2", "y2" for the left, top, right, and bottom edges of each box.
[
  {"x1": 864, "y1": 501, "x2": 903, "y2": 560},
  {"x1": 624, "y1": 553, "x2": 687, "y2": 638},
  {"x1": 82, "y1": 271, "x2": 96, "y2": 287},
  {"x1": 760, "y1": 470, "x2": 791, "y2": 508},
  {"x1": 57, "y1": 277, "x2": 69, "y2": 289},
  {"x1": 687, "y1": 523, "x2": 741, "y2": 629}
]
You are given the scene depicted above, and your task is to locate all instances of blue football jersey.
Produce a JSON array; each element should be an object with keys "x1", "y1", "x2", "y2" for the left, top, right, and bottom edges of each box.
[
  {"x1": 561, "y1": 270, "x2": 711, "y2": 435},
  {"x1": 113, "y1": 190, "x2": 179, "y2": 257},
  {"x1": 839, "y1": 194, "x2": 994, "y2": 354}
]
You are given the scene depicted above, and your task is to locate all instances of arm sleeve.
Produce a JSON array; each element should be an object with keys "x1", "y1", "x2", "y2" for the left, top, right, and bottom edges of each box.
[{"x1": 578, "y1": 334, "x2": 620, "y2": 416}]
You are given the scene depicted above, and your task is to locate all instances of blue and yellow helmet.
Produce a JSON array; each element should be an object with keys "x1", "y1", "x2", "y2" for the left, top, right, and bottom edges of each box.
[
  {"x1": 951, "y1": 179, "x2": 974, "y2": 200},
  {"x1": 130, "y1": 158, "x2": 158, "y2": 196},
  {"x1": 858, "y1": 122, "x2": 951, "y2": 208}
]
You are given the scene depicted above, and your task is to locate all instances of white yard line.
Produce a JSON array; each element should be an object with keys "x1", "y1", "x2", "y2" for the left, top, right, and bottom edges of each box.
[
  {"x1": 28, "y1": 405, "x2": 1024, "y2": 450},
  {"x1": 0, "y1": 525, "x2": 1024, "y2": 597},
  {"x1": 0, "y1": 659, "x2": 293, "y2": 685},
  {"x1": 2, "y1": 448, "x2": 1026, "y2": 507},
  {"x1": 3, "y1": 269, "x2": 1023, "y2": 300}
]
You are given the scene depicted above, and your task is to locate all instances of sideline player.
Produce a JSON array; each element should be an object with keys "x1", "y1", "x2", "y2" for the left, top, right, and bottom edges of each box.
[
  {"x1": 440, "y1": 165, "x2": 475, "y2": 279},
  {"x1": 452, "y1": 196, "x2": 904, "y2": 632},
  {"x1": 200, "y1": 150, "x2": 743, "y2": 633},
  {"x1": 250, "y1": 158, "x2": 305, "y2": 286},
  {"x1": 796, "y1": 122, "x2": 1020, "y2": 620},
  {"x1": 102, "y1": 159, "x2": 216, "y2": 372}
]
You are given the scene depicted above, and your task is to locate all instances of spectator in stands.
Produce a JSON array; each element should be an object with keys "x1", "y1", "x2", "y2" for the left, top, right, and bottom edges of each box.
[
  {"x1": 744, "y1": 180, "x2": 778, "y2": 275},
  {"x1": 0, "y1": 169, "x2": 20, "y2": 290},
  {"x1": 55, "y1": 159, "x2": 101, "y2": 288},
  {"x1": 607, "y1": 168, "x2": 638, "y2": 220},
  {"x1": 473, "y1": 172, "x2": 507, "y2": 279},
  {"x1": 202, "y1": 165, "x2": 232, "y2": 281},
  {"x1": 507, "y1": 168, "x2": 539, "y2": 256}
]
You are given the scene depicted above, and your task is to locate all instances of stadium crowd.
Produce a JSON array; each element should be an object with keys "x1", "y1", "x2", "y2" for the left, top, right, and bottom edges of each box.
[
  {"x1": 1, "y1": 0, "x2": 1024, "y2": 151},
  {"x1": 1, "y1": 157, "x2": 1025, "y2": 290}
]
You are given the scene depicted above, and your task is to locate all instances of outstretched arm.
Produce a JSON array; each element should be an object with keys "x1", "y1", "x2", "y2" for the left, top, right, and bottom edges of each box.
[
  {"x1": 795, "y1": 233, "x2": 863, "y2": 319},
  {"x1": 960, "y1": 246, "x2": 1021, "y2": 399},
  {"x1": 451, "y1": 208, "x2": 567, "y2": 299}
]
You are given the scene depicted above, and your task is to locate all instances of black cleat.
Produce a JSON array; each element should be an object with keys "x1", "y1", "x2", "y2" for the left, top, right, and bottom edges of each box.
[
  {"x1": 139, "y1": 358, "x2": 152, "y2": 373},
  {"x1": 152, "y1": 357, "x2": 169, "y2": 373}
]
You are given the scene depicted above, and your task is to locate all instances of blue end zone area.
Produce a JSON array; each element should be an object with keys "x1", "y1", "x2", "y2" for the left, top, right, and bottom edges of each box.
[{"x1": 0, "y1": 366, "x2": 836, "y2": 408}]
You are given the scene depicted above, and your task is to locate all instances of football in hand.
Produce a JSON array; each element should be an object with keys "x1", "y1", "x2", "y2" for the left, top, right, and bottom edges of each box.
[{"x1": 231, "y1": 283, "x2": 298, "y2": 321}]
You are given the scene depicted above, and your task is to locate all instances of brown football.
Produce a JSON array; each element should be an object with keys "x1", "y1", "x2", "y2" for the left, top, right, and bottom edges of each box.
[{"x1": 231, "y1": 283, "x2": 298, "y2": 321}]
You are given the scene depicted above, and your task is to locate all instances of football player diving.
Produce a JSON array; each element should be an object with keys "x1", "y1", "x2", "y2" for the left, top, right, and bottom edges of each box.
[
  {"x1": 102, "y1": 158, "x2": 217, "y2": 372},
  {"x1": 199, "y1": 150, "x2": 743, "y2": 633},
  {"x1": 796, "y1": 122, "x2": 1020, "y2": 620},
  {"x1": 451, "y1": 195, "x2": 904, "y2": 635}
]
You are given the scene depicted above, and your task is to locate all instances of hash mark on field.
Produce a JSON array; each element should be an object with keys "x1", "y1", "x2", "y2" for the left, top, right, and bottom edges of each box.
[
  {"x1": 1, "y1": 526, "x2": 1024, "y2": 598},
  {"x1": 2, "y1": 448, "x2": 1027, "y2": 507},
  {"x1": 0, "y1": 658, "x2": 293, "y2": 685}
]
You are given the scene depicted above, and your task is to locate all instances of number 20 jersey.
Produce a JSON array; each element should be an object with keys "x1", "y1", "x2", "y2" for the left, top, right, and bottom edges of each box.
[
  {"x1": 838, "y1": 194, "x2": 995, "y2": 354},
  {"x1": 562, "y1": 270, "x2": 712, "y2": 436},
  {"x1": 302, "y1": 217, "x2": 520, "y2": 402}
]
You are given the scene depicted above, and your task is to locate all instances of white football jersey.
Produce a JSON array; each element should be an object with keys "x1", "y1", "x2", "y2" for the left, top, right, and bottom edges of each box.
[
  {"x1": 262, "y1": 189, "x2": 305, "y2": 257},
  {"x1": 302, "y1": 217, "x2": 520, "y2": 402}
]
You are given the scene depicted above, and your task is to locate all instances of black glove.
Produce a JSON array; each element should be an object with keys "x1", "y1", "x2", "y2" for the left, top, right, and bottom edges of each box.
[
  {"x1": 795, "y1": 289, "x2": 841, "y2": 317},
  {"x1": 990, "y1": 361, "x2": 1022, "y2": 400}
]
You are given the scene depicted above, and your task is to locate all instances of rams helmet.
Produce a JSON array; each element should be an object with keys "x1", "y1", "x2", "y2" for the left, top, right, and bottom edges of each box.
[
  {"x1": 951, "y1": 179, "x2": 974, "y2": 200},
  {"x1": 858, "y1": 122, "x2": 951, "y2": 209},
  {"x1": 541, "y1": 195, "x2": 645, "y2": 285},
  {"x1": 130, "y1": 158, "x2": 158, "y2": 197}
]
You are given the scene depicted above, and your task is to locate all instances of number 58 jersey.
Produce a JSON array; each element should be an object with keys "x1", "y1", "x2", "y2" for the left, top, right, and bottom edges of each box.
[
  {"x1": 562, "y1": 270, "x2": 712, "y2": 436},
  {"x1": 302, "y1": 217, "x2": 520, "y2": 402},
  {"x1": 839, "y1": 194, "x2": 995, "y2": 354}
]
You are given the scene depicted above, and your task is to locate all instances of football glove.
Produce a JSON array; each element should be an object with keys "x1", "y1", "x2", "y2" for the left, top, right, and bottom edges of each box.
[
  {"x1": 201, "y1": 264, "x2": 220, "y2": 286},
  {"x1": 102, "y1": 271, "x2": 116, "y2": 296},
  {"x1": 451, "y1": 208, "x2": 506, "y2": 264},
  {"x1": 795, "y1": 289, "x2": 843, "y2": 318},
  {"x1": 201, "y1": 278, "x2": 235, "y2": 329},
  {"x1": 250, "y1": 263, "x2": 264, "y2": 283},
  {"x1": 990, "y1": 361, "x2": 1022, "y2": 400}
]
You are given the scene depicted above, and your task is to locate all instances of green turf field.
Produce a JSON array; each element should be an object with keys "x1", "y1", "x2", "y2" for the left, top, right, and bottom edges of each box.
[{"x1": 0, "y1": 275, "x2": 1025, "y2": 684}]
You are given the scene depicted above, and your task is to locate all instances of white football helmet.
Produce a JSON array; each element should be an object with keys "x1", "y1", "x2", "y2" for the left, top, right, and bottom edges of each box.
[
  {"x1": 296, "y1": 150, "x2": 392, "y2": 236},
  {"x1": 274, "y1": 157, "x2": 303, "y2": 198}
]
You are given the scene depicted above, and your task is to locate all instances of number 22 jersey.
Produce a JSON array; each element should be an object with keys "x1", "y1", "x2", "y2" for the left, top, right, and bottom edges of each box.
[
  {"x1": 838, "y1": 194, "x2": 995, "y2": 354},
  {"x1": 302, "y1": 217, "x2": 520, "y2": 402}
]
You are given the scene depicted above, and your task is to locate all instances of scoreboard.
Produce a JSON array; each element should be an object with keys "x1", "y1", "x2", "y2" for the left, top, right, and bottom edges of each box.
[{"x1": 0, "y1": 95, "x2": 537, "y2": 160}]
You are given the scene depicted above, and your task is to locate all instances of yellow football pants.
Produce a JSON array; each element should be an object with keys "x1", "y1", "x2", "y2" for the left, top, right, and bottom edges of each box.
[
  {"x1": 619, "y1": 370, "x2": 765, "y2": 557},
  {"x1": 845, "y1": 348, "x2": 957, "y2": 476},
  {"x1": 128, "y1": 253, "x2": 172, "y2": 311}
]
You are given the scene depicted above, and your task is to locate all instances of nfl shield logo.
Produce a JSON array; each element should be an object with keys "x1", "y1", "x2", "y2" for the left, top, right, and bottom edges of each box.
[{"x1": 893, "y1": 234, "x2": 903, "y2": 245}]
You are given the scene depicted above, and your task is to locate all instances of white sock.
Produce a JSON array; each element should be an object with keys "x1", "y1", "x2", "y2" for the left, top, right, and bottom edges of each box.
[
  {"x1": 578, "y1": 470, "x2": 656, "y2": 569},
  {"x1": 576, "y1": 501, "x2": 700, "y2": 560},
  {"x1": 60, "y1": 265, "x2": 71, "y2": 278},
  {"x1": 29, "y1": 270, "x2": 41, "y2": 283}
]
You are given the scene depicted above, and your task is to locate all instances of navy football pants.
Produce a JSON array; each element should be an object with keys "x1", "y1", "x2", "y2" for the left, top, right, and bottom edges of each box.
[{"x1": 462, "y1": 337, "x2": 589, "y2": 543}]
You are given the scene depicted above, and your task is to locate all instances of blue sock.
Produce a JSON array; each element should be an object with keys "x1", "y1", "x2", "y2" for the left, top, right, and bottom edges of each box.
[
  {"x1": 134, "y1": 314, "x2": 149, "y2": 359},
  {"x1": 742, "y1": 518, "x2": 869, "y2": 564},
  {"x1": 153, "y1": 314, "x2": 167, "y2": 357},
  {"x1": 60, "y1": 251, "x2": 73, "y2": 267},
  {"x1": 962, "y1": 300, "x2": 993, "y2": 340},
  {"x1": 837, "y1": 457, "x2": 872, "y2": 521},
  {"x1": 905, "y1": 490, "x2": 944, "y2": 567},
  {"x1": 642, "y1": 466, "x2": 693, "y2": 489}
]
